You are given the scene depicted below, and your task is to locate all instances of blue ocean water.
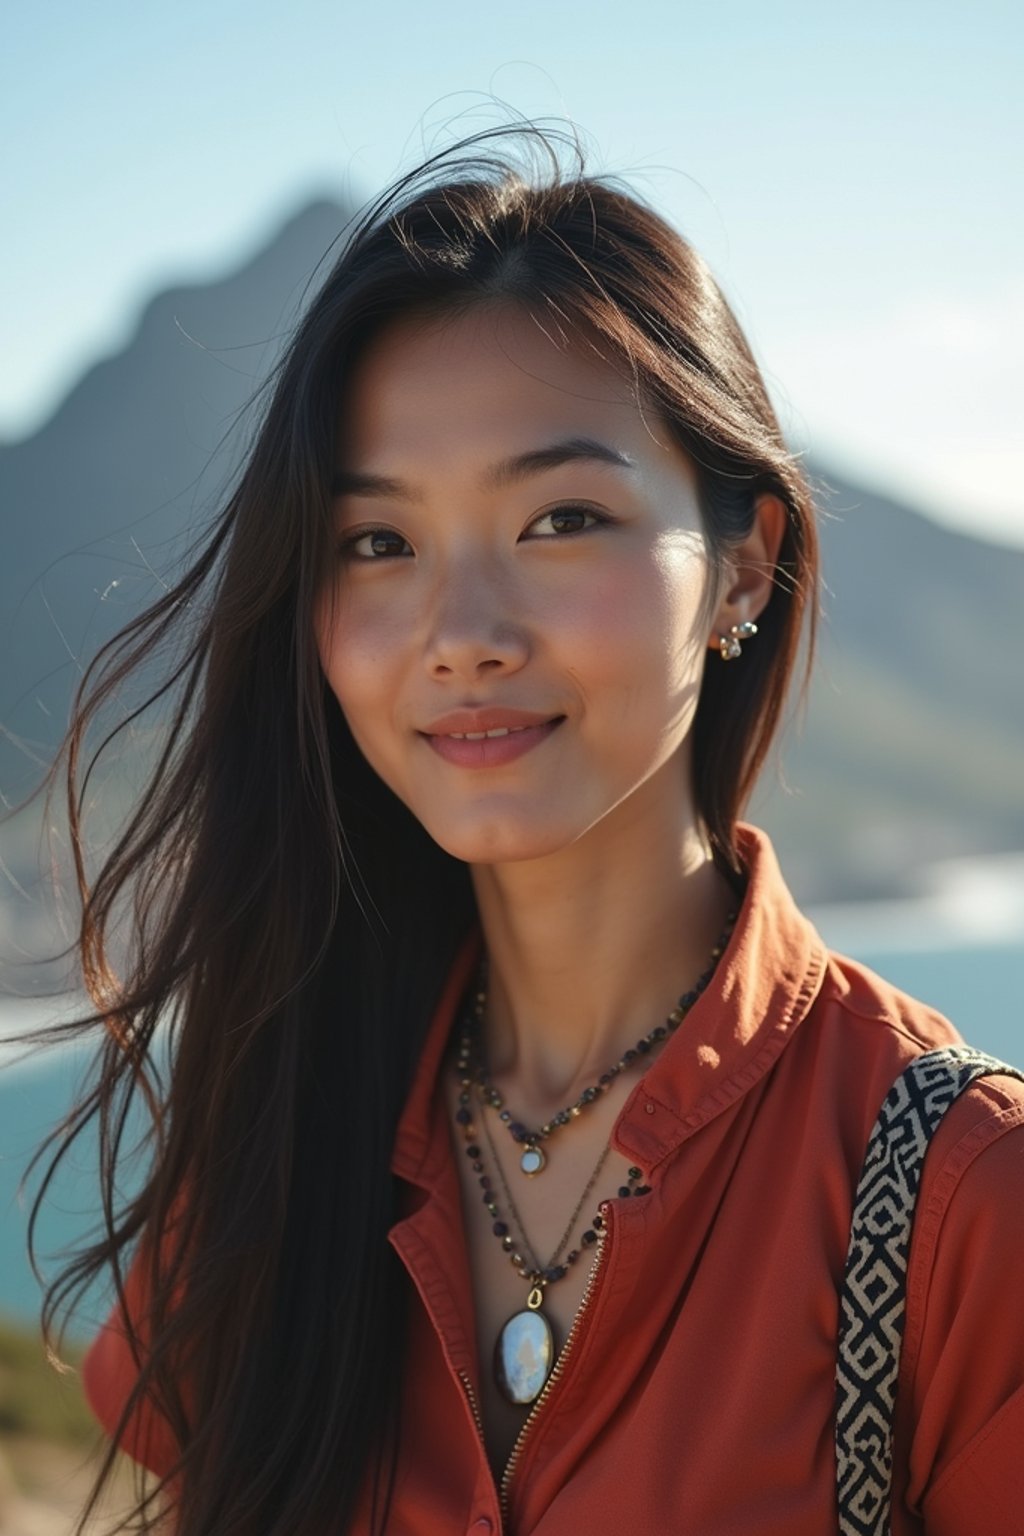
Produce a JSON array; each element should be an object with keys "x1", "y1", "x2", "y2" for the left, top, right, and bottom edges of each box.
[
  {"x1": 2, "y1": 936, "x2": 1022, "y2": 1338},
  {"x1": 0, "y1": 1033, "x2": 147, "y2": 1340}
]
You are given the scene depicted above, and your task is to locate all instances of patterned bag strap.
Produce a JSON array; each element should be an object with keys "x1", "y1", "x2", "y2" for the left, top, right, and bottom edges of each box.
[{"x1": 835, "y1": 1046, "x2": 1024, "y2": 1536}]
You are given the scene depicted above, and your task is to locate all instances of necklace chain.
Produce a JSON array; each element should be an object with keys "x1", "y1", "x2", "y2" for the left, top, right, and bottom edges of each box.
[
  {"x1": 458, "y1": 1075, "x2": 643, "y2": 1290},
  {"x1": 456, "y1": 914, "x2": 740, "y2": 1407},
  {"x1": 478, "y1": 1087, "x2": 618, "y2": 1277},
  {"x1": 456, "y1": 911, "x2": 737, "y2": 1176}
]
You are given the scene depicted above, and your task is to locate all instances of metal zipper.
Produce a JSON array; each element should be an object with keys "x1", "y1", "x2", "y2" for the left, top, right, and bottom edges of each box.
[
  {"x1": 458, "y1": 1367, "x2": 487, "y2": 1447},
  {"x1": 457, "y1": 1367, "x2": 505, "y2": 1529},
  {"x1": 498, "y1": 1204, "x2": 613, "y2": 1523}
]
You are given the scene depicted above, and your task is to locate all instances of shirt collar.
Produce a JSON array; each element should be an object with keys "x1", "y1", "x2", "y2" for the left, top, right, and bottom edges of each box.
[
  {"x1": 391, "y1": 825, "x2": 828, "y2": 1185},
  {"x1": 613, "y1": 824, "x2": 828, "y2": 1171}
]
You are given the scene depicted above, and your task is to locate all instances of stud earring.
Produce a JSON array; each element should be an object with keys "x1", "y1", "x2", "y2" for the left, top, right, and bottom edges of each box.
[{"x1": 718, "y1": 620, "x2": 758, "y2": 661}]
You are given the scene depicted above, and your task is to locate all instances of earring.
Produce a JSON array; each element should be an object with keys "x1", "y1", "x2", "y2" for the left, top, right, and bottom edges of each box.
[{"x1": 718, "y1": 620, "x2": 758, "y2": 661}]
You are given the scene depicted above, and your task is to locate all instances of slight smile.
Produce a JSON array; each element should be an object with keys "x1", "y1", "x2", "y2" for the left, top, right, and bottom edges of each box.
[
  {"x1": 442, "y1": 724, "x2": 535, "y2": 740},
  {"x1": 420, "y1": 712, "x2": 565, "y2": 769}
]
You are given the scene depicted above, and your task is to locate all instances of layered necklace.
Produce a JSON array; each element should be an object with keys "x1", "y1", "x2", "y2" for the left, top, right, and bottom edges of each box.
[{"x1": 453, "y1": 914, "x2": 736, "y2": 1406}]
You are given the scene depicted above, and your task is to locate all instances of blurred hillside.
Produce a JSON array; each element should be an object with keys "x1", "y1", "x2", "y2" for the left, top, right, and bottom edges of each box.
[
  {"x1": 1, "y1": 190, "x2": 1022, "y2": 987},
  {"x1": 0, "y1": 1314, "x2": 135, "y2": 1533},
  {"x1": 749, "y1": 469, "x2": 1024, "y2": 896}
]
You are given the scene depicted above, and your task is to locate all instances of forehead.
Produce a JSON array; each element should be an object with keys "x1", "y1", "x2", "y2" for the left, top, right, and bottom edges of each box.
[{"x1": 337, "y1": 305, "x2": 666, "y2": 473}]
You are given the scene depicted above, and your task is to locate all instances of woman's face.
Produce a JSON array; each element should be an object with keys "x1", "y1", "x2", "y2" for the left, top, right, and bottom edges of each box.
[{"x1": 316, "y1": 304, "x2": 718, "y2": 866}]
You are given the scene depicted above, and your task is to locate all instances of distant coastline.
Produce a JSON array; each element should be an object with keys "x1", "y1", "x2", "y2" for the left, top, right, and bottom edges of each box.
[{"x1": 807, "y1": 848, "x2": 1024, "y2": 956}]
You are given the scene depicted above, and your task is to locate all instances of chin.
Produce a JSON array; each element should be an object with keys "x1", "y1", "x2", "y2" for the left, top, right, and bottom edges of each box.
[{"x1": 418, "y1": 807, "x2": 587, "y2": 867}]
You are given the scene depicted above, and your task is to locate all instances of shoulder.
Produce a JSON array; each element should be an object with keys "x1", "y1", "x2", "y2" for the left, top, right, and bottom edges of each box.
[
  {"x1": 82, "y1": 1247, "x2": 183, "y2": 1479},
  {"x1": 894, "y1": 1070, "x2": 1024, "y2": 1526},
  {"x1": 814, "y1": 946, "x2": 1024, "y2": 1144},
  {"x1": 81, "y1": 1191, "x2": 194, "y2": 1479},
  {"x1": 910, "y1": 1068, "x2": 1024, "y2": 1305},
  {"x1": 808, "y1": 955, "x2": 1024, "y2": 1526},
  {"x1": 791, "y1": 944, "x2": 1024, "y2": 1190},
  {"x1": 792, "y1": 947, "x2": 972, "y2": 1140},
  {"x1": 816, "y1": 947, "x2": 964, "y2": 1055},
  {"x1": 803, "y1": 943, "x2": 1024, "y2": 1248}
]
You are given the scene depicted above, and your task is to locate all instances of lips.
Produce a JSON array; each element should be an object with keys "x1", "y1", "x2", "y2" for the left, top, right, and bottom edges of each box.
[
  {"x1": 420, "y1": 710, "x2": 565, "y2": 769},
  {"x1": 438, "y1": 724, "x2": 539, "y2": 741},
  {"x1": 421, "y1": 708, "x2": 565, "y2": 738}
]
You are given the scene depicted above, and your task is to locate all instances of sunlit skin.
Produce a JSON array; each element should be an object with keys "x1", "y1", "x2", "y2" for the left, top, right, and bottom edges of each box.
[
  {"x1": 316, "y1": 304, "x2": 783, "y2": 1105},
  {"x1": 316, "y1": 304, "x2": 784, "y2": 1466}
]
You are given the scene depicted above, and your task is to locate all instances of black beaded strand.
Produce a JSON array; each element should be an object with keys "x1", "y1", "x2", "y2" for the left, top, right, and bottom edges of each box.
[
  {"x1": 457, "y1": 911, "x2": 737, "y2": 1175},
  {"x1": 457, "y1": 1089, "x2": 648, "y2": 1289}
]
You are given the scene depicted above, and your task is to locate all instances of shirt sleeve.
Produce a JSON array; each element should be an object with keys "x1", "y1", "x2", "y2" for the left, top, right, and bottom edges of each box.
[
  {"x1": 81, "y1": 1245, "x2": 183, "y2": 1480},
  {"x1": 895, "y1": 1074, "x2": 1024, "y2": 1534}
]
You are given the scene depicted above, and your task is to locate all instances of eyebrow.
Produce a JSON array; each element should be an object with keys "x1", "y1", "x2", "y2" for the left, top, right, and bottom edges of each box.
[{"x1": 330, "y1": 436, "x2": 637, "y2": 500}]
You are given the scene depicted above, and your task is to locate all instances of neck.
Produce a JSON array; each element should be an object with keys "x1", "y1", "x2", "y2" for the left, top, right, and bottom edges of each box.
[{"x1": 468, "y1": 782, "x2": 739, "y2": 1119}]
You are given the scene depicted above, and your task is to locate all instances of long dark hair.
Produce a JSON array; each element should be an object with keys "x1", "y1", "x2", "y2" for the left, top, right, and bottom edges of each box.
[{"x1": 23, "y1": 126, "x2": 818, "y2": 1534}]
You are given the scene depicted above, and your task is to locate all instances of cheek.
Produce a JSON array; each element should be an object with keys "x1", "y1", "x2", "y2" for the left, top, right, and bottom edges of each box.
[
  {"x1": 313, "y1": 586, "x2": 393, "y2": 743},
  {"x1": 315, "y1": 589, "x2": 400, "y2": 710},
  {"x1": 315, "y1": 606, "x2": 405, "y2": 790},
  {"x1": 557, "y1": 550, "x2": 708, "y2": 677}
]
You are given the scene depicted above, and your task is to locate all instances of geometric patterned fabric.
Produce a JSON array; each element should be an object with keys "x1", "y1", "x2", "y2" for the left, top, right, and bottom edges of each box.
[{"x1": 835, "y1": 1047, "x2": 1024, "y2": 1535}]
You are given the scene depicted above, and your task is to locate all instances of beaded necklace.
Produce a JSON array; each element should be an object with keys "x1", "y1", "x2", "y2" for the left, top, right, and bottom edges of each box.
[
  {"x1": 457, "y1": 1082, "x2": 648, "y2": 1406},
  {"x1": 453, "y1": 915, "x2": 736, "y2": 1405},
  {"x1": 455, "y1": 912, "x2": 736, "y2": 1176},
  {"x1": 477, "y1": 1091, "x2": 649, "y2": 1288}
]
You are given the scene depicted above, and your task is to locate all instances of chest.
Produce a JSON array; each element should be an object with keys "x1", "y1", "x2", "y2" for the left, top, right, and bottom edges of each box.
[
  {"x1": 445, "y1": 1070, "x2": 641, "y2": 1479},
  {"x1": 394, "y1": 1074, "x2": 868, "y2": 1531},
  {"x1": 459, "y1": 1167, "x2": 616, "y2": 1479}
]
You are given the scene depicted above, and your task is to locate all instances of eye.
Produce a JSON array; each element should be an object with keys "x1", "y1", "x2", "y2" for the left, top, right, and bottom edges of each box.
[
  {"x1": 338, "y1": 526, "x2": 412, "y2": 561},
  {"x1": 525, "y1": 503, "x2": 608, "y2": 538}
]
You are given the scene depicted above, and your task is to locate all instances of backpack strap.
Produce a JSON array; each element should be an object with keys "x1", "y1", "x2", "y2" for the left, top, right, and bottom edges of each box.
[{"x1": 835, "y1": 1046, "x2": 1024, "y2": 1536}]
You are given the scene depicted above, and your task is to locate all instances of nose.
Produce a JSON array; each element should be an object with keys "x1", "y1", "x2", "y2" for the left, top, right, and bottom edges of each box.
[{"x1": 423, "y1": 554, "x2": 530, "y2": 682}]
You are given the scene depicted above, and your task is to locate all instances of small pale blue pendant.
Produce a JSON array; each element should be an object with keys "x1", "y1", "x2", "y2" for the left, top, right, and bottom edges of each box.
[
  {"x1": 495, "y1": 1299, "x2": 554, "y2": 1405},
  {"x1": 520, "y1": 1145, "x2": 546, "y2": 1176}
]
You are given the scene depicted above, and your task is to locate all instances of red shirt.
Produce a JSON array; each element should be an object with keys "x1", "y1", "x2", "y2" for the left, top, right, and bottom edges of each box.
[{"x1": 84, "y1": 827, "x2": 1024, "y2": 1532}]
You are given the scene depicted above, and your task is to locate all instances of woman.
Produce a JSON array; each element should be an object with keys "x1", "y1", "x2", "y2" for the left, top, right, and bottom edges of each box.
[{"x1": 33, "y1": 130, "x2": 1023, "y2": 1534}]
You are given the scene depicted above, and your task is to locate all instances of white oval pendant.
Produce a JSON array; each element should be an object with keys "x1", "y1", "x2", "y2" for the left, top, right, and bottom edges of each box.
[
  {"x1": 520, "y1": 1145, "x2": 546, "y2": 1176},
  {"x1": 495, "y1": 1307, "x2": 554, "y2": 1405}
]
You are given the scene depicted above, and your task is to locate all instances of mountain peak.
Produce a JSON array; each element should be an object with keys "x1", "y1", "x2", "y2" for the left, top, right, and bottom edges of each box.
[{"x1": 0, "y1": 195, "x2": 1021, "y2": 913}]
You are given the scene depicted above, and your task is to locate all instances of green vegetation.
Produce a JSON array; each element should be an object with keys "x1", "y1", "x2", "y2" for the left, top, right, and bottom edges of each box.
[{"x1": 0, "y1": 1313, "x2": 96, "y2": 1449}]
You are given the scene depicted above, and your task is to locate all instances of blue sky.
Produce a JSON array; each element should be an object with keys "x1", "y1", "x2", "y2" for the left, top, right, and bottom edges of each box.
[{"x1": 4, "y1": 0, "x2": 1022, "y2": 543}]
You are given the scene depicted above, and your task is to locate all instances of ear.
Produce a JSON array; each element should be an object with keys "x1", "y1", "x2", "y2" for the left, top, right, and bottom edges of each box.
[{"x1": 706, "y1": 493, "x2": 787, "y2": 655}]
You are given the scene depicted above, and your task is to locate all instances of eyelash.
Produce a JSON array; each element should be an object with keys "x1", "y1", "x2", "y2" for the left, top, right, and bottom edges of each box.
[{"x1": 337, "y1": 503, "x2": 609, "y2": 562}]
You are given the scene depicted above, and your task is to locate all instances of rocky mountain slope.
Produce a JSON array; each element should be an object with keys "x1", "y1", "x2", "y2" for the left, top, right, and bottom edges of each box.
[{"x1": 1, "y1": 194, "x2": 1021, "y2": 933}]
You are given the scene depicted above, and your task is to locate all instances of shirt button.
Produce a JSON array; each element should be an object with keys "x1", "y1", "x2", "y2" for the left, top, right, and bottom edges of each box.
[
  {"x1": 470, "y1": 1519, "x2": 494, "y2": 1533},
  {"x1": 644, "y1": 1101, "x2": 656, "y2": 1115}
]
